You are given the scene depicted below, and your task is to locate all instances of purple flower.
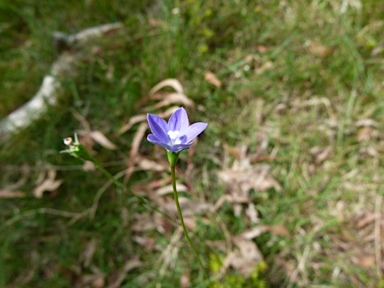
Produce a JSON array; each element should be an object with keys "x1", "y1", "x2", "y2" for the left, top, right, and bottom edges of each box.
[{"x1": 147, "y1": 107, "x2": 208, "y2": 153}]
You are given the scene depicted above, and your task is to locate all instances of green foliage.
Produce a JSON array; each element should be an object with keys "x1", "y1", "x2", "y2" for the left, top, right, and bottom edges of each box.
[
  {"x1": 208, "y1": 253, "x2": 267, "y2": 288},
  {"x1": 1, "y1": 0, "x2": 384, "y2": 287}
]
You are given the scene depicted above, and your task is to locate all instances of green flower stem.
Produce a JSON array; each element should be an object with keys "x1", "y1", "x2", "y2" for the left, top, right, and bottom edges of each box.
[
  {"x1": 62, "y1": 138, "x2": 172, "y2": 221},
  {"x1": 170, "y1": 163, "x2": 205, "y2": 271},
  {"x1": 91, "y1": 158, "x2": 172, "y2": 221}
]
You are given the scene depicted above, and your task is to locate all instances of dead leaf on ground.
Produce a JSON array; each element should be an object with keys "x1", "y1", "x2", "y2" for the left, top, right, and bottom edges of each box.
[
  {"x1": 214, "y1": 194, "x2": 251, "y2": 212},
  {"x1": 119, "y1": 107, "x2": 177, "y2": 135},
  {"x1": 0, "y1": 190, "x2": 25, "y2": 198},
  {"x1": 136, "y1": 157, "x2": 167, "y2": 172},
  {"x1": 309, "y1": 146, "x2": 332, "y2": 165},
  {"x1": 152, "y1": 92, "x2": 194, "y2": 109},
  {"x1": 307, "y1": 40, "x2": 337, "y2": 57},
  {"x1": 180, "y1": 270, "x2": 191, "y2": 288},
  {"x1": 156, "y1": 183, "x2": 188, "y2": 196},
  {"x1": 257, "y1": 45, "x2": 268, "y2": 53},
  {"x1": 118, "y1": 114, "x2": 146, "y2": 135},
  {"x1": 356, "y1": 128, "x2": 380, "y2": 144},
  {"x1": 354, "y1": 254, "x2": 376, "y2": 268},
  {"x1": 326, "y1": 208, "x2": 384, "y2": 283},
  {"x1": 131, "y1": 178, "x2": 169, "y2": 194},
  {"x1": 131, "y1": 214, "x2": 157, "y2": 232},
  {"x1": 149, "y1": 78, "x2": 184, "y2": 95},
  {"x1": 217, "y1": 146, "x2": 281, "y2": 223},
  {"x1": 218, "y1": 235, "x2": 263, "y2": 279},
  {"x1": 72, "y1": 110, "x2": 117, "y2": 151},
  {"x1": 79, "y1": 239, "x2": 97, "y2": 268},
  {"x1": 162, "y1": 197, "x2": 212, "y2": 218},
  {"x1": 204, "y1": 71, "x2": 222, "y2": 88},
  {"x1": 223, "y1": 144, "x2": 246, "y2": 160},
  {"x1": 218, "y1": 162, "x2": 281, "y2": 194},
  {"x1": 73, "y1": 274, "x2": 105, "y2": 288},
  {"x1": 82, "y1": 160, "x2": 96, "y2": 171},
  {"x1": 355, "y1": 119, "x2": 379, "y2": 128},
  {"x1": 106, "y1": 257, "x2": 142, "y2": 288},
  {"x1": 124, "y1": 122, "x2": 148, "y2": 183},
  {"x1": 33, "y1": 170, "x2": 63, "y2": 198},
  {"x1": 89, "y1": 130, "x2": 117, "y2": 150},
  {"x1": 255, "y1": 61, "x2": 273, "y2": 75},
  {"x1": 148, "y1": 18, "x2": 165, "y2": 27},
  {"x1": 242, "y1": 225, "x2": 291, "y2": 239},
  {"x1": 132, "y1": 236, "x2": 155, "y2": 251}
]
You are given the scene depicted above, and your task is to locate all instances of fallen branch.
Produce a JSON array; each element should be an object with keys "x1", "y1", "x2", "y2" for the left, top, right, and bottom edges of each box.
[{"x1": 0, "y1": 23, "x2": 124, "y2": 143}]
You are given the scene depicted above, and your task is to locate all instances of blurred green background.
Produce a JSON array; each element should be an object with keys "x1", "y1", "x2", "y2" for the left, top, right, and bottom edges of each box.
[{"x1": 1, "y1": 0, "x2": 384, "y2": 287}]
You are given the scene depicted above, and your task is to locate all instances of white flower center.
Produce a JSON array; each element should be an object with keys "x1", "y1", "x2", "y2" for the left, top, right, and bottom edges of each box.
[{"x1": 168, "y1": 130, "x2": 182, "y2": 145}]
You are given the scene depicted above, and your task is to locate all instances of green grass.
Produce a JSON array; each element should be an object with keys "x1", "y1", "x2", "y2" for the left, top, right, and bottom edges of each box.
[{"x1": 1, "y1": 0, "x2": 384, "y2": 287}]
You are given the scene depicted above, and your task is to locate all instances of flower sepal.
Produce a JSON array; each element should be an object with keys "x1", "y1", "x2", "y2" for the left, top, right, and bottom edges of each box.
[
  {"x1": 61, "y1": 133, "x2": 93, "y2": 162},
  {"x1": 167, "y1": 150, "x2": 180, "y2": 167}
]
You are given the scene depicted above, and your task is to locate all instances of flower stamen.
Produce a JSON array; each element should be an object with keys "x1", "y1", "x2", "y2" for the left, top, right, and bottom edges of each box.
[{"x1": 168, "y1": 130, "x2": 180, "y2": 140}]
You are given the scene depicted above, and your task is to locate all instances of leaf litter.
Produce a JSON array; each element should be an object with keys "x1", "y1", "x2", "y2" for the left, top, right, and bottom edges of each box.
[
  {"x1": 217, "y1": 144, "x2": 281, "y2": 222},
  {"x1": 33, "y1": 170, "x2": 63, "y2": 198},
  {"x1": 61, "y1": 79, "x2": 288, "y2": 284}
]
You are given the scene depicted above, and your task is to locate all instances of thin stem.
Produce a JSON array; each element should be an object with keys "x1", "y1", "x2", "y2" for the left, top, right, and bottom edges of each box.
[
  {"x1": 170, "y1": 164, "x2": 205, "y2": 271},
  {"x1": 91, "y1": 157, "x2": 173, "y2": 222}
]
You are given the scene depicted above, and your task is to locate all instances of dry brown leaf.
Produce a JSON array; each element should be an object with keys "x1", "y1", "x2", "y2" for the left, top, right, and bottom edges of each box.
[
  {"x1": 132, "y1": 178, "x2": 169, "y2": 194},
  {"x1": 89, "y1": 130, "x2": 117, "y2": 150},
  {"x1": 355, "y1": 119, "x2": 379, "y2": 127},
  {"x1": 79, "y1": 239, "x2": 97, "y2": 268},
  {"x1": 255, "y1": 61, "x2": 273, "y2": 75},
  {"x1": 105, "y1": 64, "x2": 114, "y2": 81},
  {"x1": 310, "y1": 146, "x2": 332, "y2": 164},
  {"x1": 266, "y1": 225, "x2": 291, "y2": 237},
  {"x1": 204, "y1": 71, "x2": 222, "y2": 88},
  {"x1": 137, "y1": 157, "x2": 167, "y2": 172},
  {"x1": 131, "y1": 214, "x2": 157, "y2": 232},
  {"x1": 153, "y1": 92, "x2": 194, "y2": 109},
  {"x1": 74, "y1": 274, "x2": 105, "y2": 288},
  {"x1": 156, "y1": 183, "x2": 188, "y2": 196},
  {"x1": 355, "y1": 254, "x2": 376, "y2": 268},
  {"x1": 357, "y1": 126, "x2": 374, "y2": 142},
  {"x1": 33, "y1": 170, "x2": 63, "y2": 198},
  {"x1": 132, "y1": 236, "x2": 155, "y2": 251},
  {"x1": 130, "y1": 123, "x2": 148, "y2": 160},
  {"x1": 246, "y1": 203, "x2": 259, "y2": 223},
  {"x1": 359, "y1": 146, "x2": 378, "y2": 157},
  {"x1": 223, "y1": 144, "x2": 246, "y2": 159},
  {"x1": 213, "y1": 194, "x2": 251, "y2": 212},
  {"x1": 119, "y1": 108, "x2": 178, "y2": 135},
  {"x1": 149, "y1": 78, "x2": 184, "y2": 95},
  {"x1": 257, "y1": 45, "x2": 268, "y2": 53},
  {"x1": 183, "y1": 216, "x2": 196, "y2": 230},
  {"x1": 124, "y1": 122, "x2": 148, "y2": 183},
  {"x1": 0, "y1": 190, "x2": 25, "y2": 198},
  {"x1": 77, "y1": 131, "x2": 96, "y2": 152},
  {"x1": 72, "y1": 109, "x2": 91, "y2": 131},
  {"x1": 242, "y1": 226, "x2": 270, "y2": 239},
  {"x1": 148, "y1": 18, "x2": 165, "y2": 27},
  {"x1": 118, "y1": 114, "x2": 146, "y2": 135},
  {"x1": 242, "y1": 225, "x2": 291, "y2": 239},
  {"x1": 106, "y1": 257, "x2": 142, "y2": 288},
  {"x1": 82, "y1": 160, "x2": 96, "y2": 171},
  {"x1": 356, "y1": 212, "x2": 381, "y2": 229},
  {"x1": 308, "y1": 41, "x2": 337, "y2": 57},
  {"x1": 72, "y1": 110, "x2": 117, "y2": 151},
  {"x1": 218, "y1": 148, "x2": 281, "y2": 223},
  {"x1": 163, "y1": 197, "x2": 212, "y2": 217},
  {"x1": 180, "y1": 271, "x2": 191, "y2": 288},
  {"x1": 218, "y1": 163, "x2": 281, "y2": 194},
  {"x1": 225, "y1": 236, "x2": 263, "y2": 278}
]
